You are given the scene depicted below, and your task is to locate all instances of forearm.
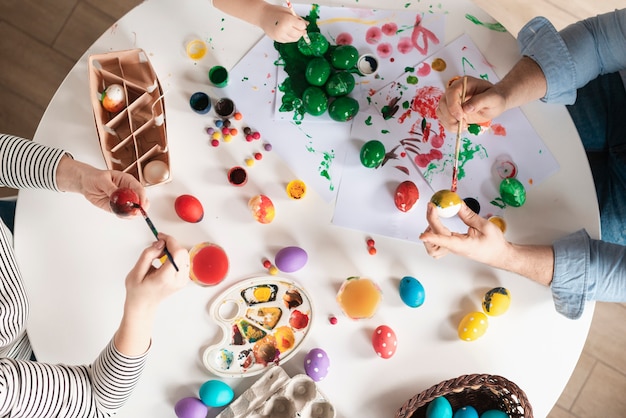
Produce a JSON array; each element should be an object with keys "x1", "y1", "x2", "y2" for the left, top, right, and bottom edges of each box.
[
  {"x1": 113, "y1": 302, "x2": 157, "y2": 357},
  {"x1": 493, "y1": 241, "x2": 554, "y2": 286},
  {"x1": 213, "y1": 0, "x2": 268, "y2": 28},
  {"x1": 495, "y1": 56, "x2": 547, "y2": 111}
]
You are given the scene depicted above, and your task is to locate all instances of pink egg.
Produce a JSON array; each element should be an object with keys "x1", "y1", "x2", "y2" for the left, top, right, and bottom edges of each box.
[
  {"x1": 275, "y1": 246, "x2": 308, "y2": 272},
  {"x1": 174, "y1": 397, "x2": 208, "y2": 418},
  {"x1": 372, "y1": 325, "x2": 397, "y2": 359},
  {"x1": 304, "y1": 348, "x2": 330, "y2": 382}
]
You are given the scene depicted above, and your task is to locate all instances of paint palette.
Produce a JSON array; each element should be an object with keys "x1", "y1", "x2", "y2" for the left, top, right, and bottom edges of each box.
[
  {"x1": 88, "y1": 49, "x2": 171, "y2": 186},
  {"x1": 203, "y1": 277, "x2": 313, "y2": 377}
]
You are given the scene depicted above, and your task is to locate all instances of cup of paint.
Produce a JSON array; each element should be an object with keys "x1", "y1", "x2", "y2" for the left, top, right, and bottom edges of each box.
[
  {"x1": 214, "y1": 98, "x2": 235, "y2": 118},
  {"x1": 185, "y1": 38, "x2": 207, "y2": 60},
  {"x1": 189, "y1": 92, "x2": 211, "y2": 114},
  {"x1": 209, "y1": 65, "x2": 229, "y2": 88},
  {"x1": 357, "y1": 54, "x2": 379, "y2": 76},
  {"x1": 227, "y1": 166, "x2": 248, "y2": 186}
]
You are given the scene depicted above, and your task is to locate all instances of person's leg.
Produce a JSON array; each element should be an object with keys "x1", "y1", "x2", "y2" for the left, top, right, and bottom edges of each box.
[{"x1": 566, "y1": 72, "x2": 626, "y2": 245}]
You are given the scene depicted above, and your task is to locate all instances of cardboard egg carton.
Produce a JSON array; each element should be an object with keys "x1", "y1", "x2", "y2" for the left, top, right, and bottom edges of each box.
[
  {"x1": 88, "y1": 48, "x2": 171, "y2": 186},
  {"x1": 217, "y1": 366, "x2": 335, "y2": 418}
]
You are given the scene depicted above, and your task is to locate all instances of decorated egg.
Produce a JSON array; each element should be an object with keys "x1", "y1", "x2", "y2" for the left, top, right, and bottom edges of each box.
[
  {"x1": 336, "y1": 277, "x2": 382, "y2": 319},
  {"x1": 174, "y1": 397, "x2": 208, "y2": 418},
  {"x1": 325, "y1": 71, "x2": 356, "y2": 97},
  {"x1": 275, "y1": 246, "x2": 308, "y2": 273},
  {"x1": 248, "y1": 194, "x2": 275, "y2": 224},
  {"x1": 101, "y1": 83, "x2": 126, "y2": 113},
  {"x1": 302, "y1": 86, "x2": 328, "y2": 116},
  {"x1": 426, "y1": 396, "x2": 453, "y2": 418},
  {"x1": 298, "y1": 33, "x2": 329, "y2": 57},
  {"x1": 142, "y1": 159, "x2": 170, "y2": 184},
  {"x1": 453, "y1": 406, "x2": 479, "y2": 418},
  {"x1": 198, "y1": 380, "x2": 234, "y2": 408},
  {"x1": 430, "y1": 189, "x2": 462, "y2": 218},
  {"x1": 328, "y1": 96, "x2": 359, "y2": 122},
  {"x1": 394, "y1": 180, "x2": 419, "y2": 212},
  {"x1": 482, "y1": 287, "x2": 511, "y2": 316},
  {"x1": 399, "y1": 276, "x2": 425, "y2": 308},
  {"x1": 305, "y1": 57, "x2": 331, "y2": 86},
  {"x1": 175, "y1": 194, "x2": 204, "y2": 223},
  {"x1": 329, "y1": 44, "x2": 359, "y2": 69},
  {"x1": 480, "y1": 410, "x2": 508, "y2": 418},
  {"x1": 304, "y1": 348, "x2": 330, "y2": 382},
  {"x1": 372, "y1": 325, "x2": 397, "y2": 359},
  {"x1": 458, "y1": 311, "x2": 489, "y2": 341},
  {"x1": 499, "y1": 178, "x2": 526, "y2": 207},
  {"x1": 360, "y1": 140, "x2": 386, "y2": 168}
]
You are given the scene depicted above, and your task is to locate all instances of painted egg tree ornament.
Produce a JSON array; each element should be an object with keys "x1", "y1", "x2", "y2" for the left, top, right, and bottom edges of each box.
[
  {"x1": 329, "y1": 44, "x2": 359, "y2": 69},
  {"x1": 372, "y1": 325, "x2": 398, "y2": 359},
  {"x1": 426, "y1": 396, "x2": 453, "y2": 418},
  {"x1": 430, "y1": 189, "x2": 462, "y2": 218},
  {"x1": 360, "y1": 140, "x2": 386, "y2": 168},
  {"x1": 394, "y1": 180, "x2": 419, "y2": 212},
  {"x1": 304, "y1": 348, "x2": 330, "y2": 382},
  {"x1": 399, "y1": 276, "x2": 425, "y2": 308},
  {"x1": 499, "y1": 178, "x2": 526, "y2": 207},
  {"x1": 458, "y1": 311, "x2": 489, "y2": 341},
  {"x1": 482, "y1": 287, "x2": 511, "y2": 316},
  {"x1": 327, "y1": 96, "x2": 359, "y2": 122},
  {"x1": 248, "y1": 194, "x2": 275, "y2": 224},
  {"x1": 336, "y1": 277, "x2": 382, "y2": 319},
  {"x1": 101, "y1": 83, "x2": 126, "y2": 113},
  {"x1": 274, "y1": 246, "x2": 308, "y2": 273},
  {"x1": 298, "y1": 32, "x2": 329, "y2": 57}
]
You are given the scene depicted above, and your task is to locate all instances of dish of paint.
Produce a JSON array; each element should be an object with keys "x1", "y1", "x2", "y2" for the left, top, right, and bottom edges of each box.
[{"x1": 203, "y1": 276, "x2": 313, "y2": 377}]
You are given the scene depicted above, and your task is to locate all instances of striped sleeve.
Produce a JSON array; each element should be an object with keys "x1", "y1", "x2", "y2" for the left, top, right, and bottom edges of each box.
[{"x1": 0, "y1": 134, "x2": 67, "y2": 191}]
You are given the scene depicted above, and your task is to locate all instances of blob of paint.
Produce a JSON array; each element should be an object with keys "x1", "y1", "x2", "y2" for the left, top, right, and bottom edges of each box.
[
  {"x1": 227, "y1": 166, "x2": 247, "y2": 186},
  {"x1": 431, "y1": 58, "x2": 447, "y2": 71},
  {"x1": 360, "y1": 140, "x2": 385, "y2": 168},
  {"x1": 189, "y1": 92, "x2": 211, "y2": 114},
  {"x1": 189, "y1": 242, "x2": 229, "y2": 286},
  {"x1": 209, "y1": 65, "x2": 229, "y2": 87}
]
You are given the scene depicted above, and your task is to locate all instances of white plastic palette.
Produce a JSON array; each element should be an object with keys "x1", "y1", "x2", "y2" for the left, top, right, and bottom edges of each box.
[{"x1": 203, "y1": 277, "x2": 313, "y2": 377}]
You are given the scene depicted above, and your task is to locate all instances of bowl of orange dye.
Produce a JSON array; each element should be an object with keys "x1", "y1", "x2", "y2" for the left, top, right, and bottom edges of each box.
[
  {"x1": 336, "y1": 277, "x2": 382, "y2": 319},
  {"x1": 189, "y1": 242, "x2": 229, "y2": 286}
]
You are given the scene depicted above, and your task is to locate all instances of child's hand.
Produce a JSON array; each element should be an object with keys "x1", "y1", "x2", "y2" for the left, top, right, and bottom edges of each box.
[{"x1": 260, "y1": 4, "x2": 308, "y2": 43}]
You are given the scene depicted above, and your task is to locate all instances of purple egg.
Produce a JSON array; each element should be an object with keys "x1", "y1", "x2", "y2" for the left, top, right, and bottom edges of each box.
[
  {"x1": 174, "y1": 397, "x2": 208, "y2": 418},
  {"x1": 275, "y1": 246, "x2": 308, "y2": 273},
  {"x1": 304, "y1": 347, "x2": 330, "y2": 382}
]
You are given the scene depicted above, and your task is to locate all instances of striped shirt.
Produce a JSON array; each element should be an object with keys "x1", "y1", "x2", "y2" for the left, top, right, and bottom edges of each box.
[{"x1": 0, "y1": 134, "x2": 148, "y2": 417}]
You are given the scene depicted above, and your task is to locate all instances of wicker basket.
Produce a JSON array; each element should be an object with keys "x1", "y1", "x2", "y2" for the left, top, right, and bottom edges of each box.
[{"x1": 395, "y1": 374, "x2": 533, "y2": 418}]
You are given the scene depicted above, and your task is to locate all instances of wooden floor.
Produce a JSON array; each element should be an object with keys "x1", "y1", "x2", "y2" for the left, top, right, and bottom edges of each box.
[{"x1": 0, "y1": 1, "x2": 625, "y2": 417}]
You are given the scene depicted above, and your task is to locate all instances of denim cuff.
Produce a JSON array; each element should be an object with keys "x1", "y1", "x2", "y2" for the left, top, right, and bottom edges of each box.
[{"x1": 551, "y1": 229, "x2": 590, "y2": 319}]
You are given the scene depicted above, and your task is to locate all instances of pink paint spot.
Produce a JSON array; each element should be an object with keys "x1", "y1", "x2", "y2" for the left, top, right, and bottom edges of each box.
[
  {"x1": 416, "y1": 62, "x2": 431, "y2": 76},
  {"x1": 376, "y1": 43, "x2": 393, "y2": 59},
  {"x1": 411, "y1": 85, "x2": 443, "y2": 119},
  {"x1": 266, "y1": 73, "x2": 272, "y2": 79},
  {"x1": 415, "y1": 154, "x2": 432, "y2": 168},
  {"x1": 366, "y1": 27, "x2": 382, "y2": 44},
  {"x1": 491, "y1": 123, "x2": 507, "y2": 136},
  {"x1": 430, "y1": 149, "x2": 443, "y2": 160},
  {"x1": 382, "y1": 22, "x2": 398, "y2": 36},
  {"x1": 390, "y1": 57, "x2": 395, "y2": 62},
  {"x1": 336, "y1": 32, "x2": 353, "y2": 45},
  {"x1": 397, "y1": 37, "x2": 413, "y2": 54},
  {"x1": 411, "y1": 14, "x2": 440, "y2": 55},
  {"x1": 431, "y1": 134, "x2": 444, "y2": 148}
]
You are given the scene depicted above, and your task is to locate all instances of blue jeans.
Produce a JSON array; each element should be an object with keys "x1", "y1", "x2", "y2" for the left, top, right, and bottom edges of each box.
[{"x1": 566, "y1": 72, "x2": 626, "y2": 245}]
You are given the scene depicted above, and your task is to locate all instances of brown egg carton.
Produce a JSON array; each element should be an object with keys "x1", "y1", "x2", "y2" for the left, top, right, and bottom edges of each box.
[{"x1": 88, "y1": 48, "x2": 171, "y2": 186}]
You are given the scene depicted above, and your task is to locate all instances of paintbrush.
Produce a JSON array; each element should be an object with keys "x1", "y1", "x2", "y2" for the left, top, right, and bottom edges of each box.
[
  {"x1": 133, "y1": 203, "x2": 179, "y2": 271},
  {"x1": 451, "y1": 76, "x2": 467, "y2": 193},
  {"x1": 285, "y1": 0, "x2": 311, "y2": 45}
]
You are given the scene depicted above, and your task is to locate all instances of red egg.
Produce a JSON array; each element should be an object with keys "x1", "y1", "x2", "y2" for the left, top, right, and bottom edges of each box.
[
  {"x1": 109, "y1": 187, "x2": 140, "y2": 217},
  {"x1": 175, "y1": 194, "x2": 204, "y2": 223},
  {"x1": 394, "y1": 180, "x2": 419, "y2": 212},
  {"x1": 372, "y1": 325, "x2": 397, "y2": 359}
]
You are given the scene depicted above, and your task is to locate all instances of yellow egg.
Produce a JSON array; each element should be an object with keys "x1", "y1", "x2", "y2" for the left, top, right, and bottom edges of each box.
[
  {"x1": 482, "y1": 287, "x2": 511, "y2": 316},
  {"x1": 458, "y1": 311, "x2": 488, "y2": 341},
  {"x1": 430, "y1": 189, "x2": 462, "y2": 218}
]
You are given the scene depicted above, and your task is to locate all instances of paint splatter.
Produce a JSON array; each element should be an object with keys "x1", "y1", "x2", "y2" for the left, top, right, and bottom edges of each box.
[
  {"x1": 336, "y1": 32, "x2": 353, "y2": 45},
  {"x1": 411, "y1": 14, "x2": 440, "y2": 55},
  {"x1": 431, "y1": 58, "x2": 446, "y2": 71},
  {"x1": 406, "y1": 75, "x2": 418, "y2": 84},
  {"x1": 377, "y1": 42, "x2": 393, "y2": 58},
  {"x1": 465, "y1": 14, "x2": 507, "y2": 32},
  {"x1": 305, "y1": 142, "x2": 336, "y2": 191},
  {"x1": 491, "y1": 123, "x2": 506, "y2": 136},
  {"x1": 416, "y1": 62, "x2": 431, "y2": 76},
  {"x1": 397, "y1": 37, "x2": 413, "y2": 54},
  {"x1": 382, "y1": 22, "x2": 399, "y2": 36},
  {"x1": 366, "y1": 26, "x2": 383, "y2": 44},
  {"x1": 365, "y1": 115, "x2": 373, "y2": 126},
  {"x1": 411, "y1": 85, "x2": 442, "y2": 118}
]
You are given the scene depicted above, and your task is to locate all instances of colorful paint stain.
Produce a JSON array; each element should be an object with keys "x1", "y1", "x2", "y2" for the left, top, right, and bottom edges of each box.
[
  {"x1": 336, "y1": 32, "x2": 353, "y2": 45},
  {"x1": 465, "y1": 14, "x2": 507, "y2": 32},
  {"x1": 416, "y1": 62, "x2": 431, "y2": 76},
  {"x1": 377, "y1": 42, "x2": 393, "y2": 58},
  {"x1": 382, "y1": 22, "x2": 398, "y2": 35},
  {"x1": 431, "y1": 58, "x2": 446, "y2": 71},
  {"x1": 411, "y1": 14, "x2": 440, "y2": 55},
  {"x1": 406, "y1": 75, "x2": 418, "y2": 84},
  {"x1": 305, "y1": 142, "x2": 336, "y2": 191}
]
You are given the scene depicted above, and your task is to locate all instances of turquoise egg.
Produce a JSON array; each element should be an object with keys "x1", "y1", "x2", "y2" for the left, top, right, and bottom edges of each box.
[
  {"x1": 399, "y1": 276, "x2": 425, "y2": 308},
  {"x1": 360, "y1": 140, "x2": 385, "y2": 168},
  {"x1": 453, "y1": 406, "x2": 479, "y2": 418},
  {"x1": 426, "y1": 396, "x2": 452, "y2": 418},
  {"x1": 198, "y1": 380, "x2": 234, "y2": 408},
  {"x1": 480, "y1": 410, "x2": 509, "y2": 418}
]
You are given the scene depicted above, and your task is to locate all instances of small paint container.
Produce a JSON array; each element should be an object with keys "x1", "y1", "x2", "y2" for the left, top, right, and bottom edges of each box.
[
  {"x1": 209, "y1": 65, "x2": 229, "y2": 87},
  {"x1": 227, "y1": 166, "x2": 248, "y2": 186},
  {"x1": 488, "y1": 215, "x2": 507, "y2": 233},
  {"x1": 189, "y1": 92, "x2": 211, "y2": 114},
  {"x1": 286, "y1": 180, "x2": 307, "y2": 199},
  {"x1": 357, "y1": 54, "x2": 379, "y2": 76},
  {"x1": 186, "y1": 38, "x2": 207, "y2": 60},
  {"x1": 214, "y1": 98, "x2": 235, "y2": 118}
]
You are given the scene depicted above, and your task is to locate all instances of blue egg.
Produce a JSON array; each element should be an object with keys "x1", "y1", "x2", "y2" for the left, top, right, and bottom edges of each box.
[
  {"x1": 453, "y1": 406, "x2": 479, "y2": 418},
  {"x1": 480, "y1": 410, "x2": 508, "y2": 418},
  {"x1": 426, "y1": 396, "x2": 452, "y2": 418},
  {"x1": 399, "y1": 276, "x2": 425, "y2": 308},
  {"x1": 198, "y1": 380, "x2": 234, "y2": 408}
]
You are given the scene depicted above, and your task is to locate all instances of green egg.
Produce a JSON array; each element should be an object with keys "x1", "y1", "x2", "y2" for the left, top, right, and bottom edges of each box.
[
  {"x1": 305, "y1": 58, "x2": 332, "y2": 86},
  {"x1": 302, "y1": 86, "x2": 328, "y2": 116},
  {"x1": 329, "y1": 45, "x2": 359, "y2": 70},
  {"x1": 298, "y1": 33, "x2": 329, "y2": 57},
  {"x1": 328, "y1": 96, "x2": 359, "y2": 122},
  {"x1": 360, "y1": 140, "x2": 386, "y2": 168},
  {"x1": 325, "y1": 71, "x2": 356, "y2": 97},
  {"x1": 499, "y1": 177, "x2": 526, "y2": 207}
]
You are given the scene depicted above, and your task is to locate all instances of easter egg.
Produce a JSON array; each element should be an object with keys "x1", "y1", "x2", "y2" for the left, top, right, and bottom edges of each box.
[
  {"x1": 329, "y1": 45, "x2": 359, "y2": 69},
  {"x1": 480, "y1": 410, "x2": 509, "y2": 418},
  {"x1": 305, "y1": 57, "x2": 332, "y2": 86},
  {"x1": 426, "y1": 396, "x2": 453, "y2": 418},
  {"x1": 248, "y1": 194, "x2": 275, "y2": 224},
  {"x1": 430, "y1": 189, "x2": 462, "y2": 218},
  {"x1": 101, "y1": 83, "x2": 126, "y2": 113},
  {"x1": 372, "y1": 325, "x2": 397, "y2": 359},
  {"x1": 298, "y1": 33, "x2": 329, "y2": 57},
  {"x1": 189, "y1": 242, "x2": 229, "y2": 286},
  {"x1": 198, "y1": 380, "x2": 234, "y2": 407},
  {"x1": 302, "y1": 86, "x2": 328, "y2": 116},
  {"x1": 482, "y1": 287, "x2": 511, "y2": 316},
  {"x1": 174, "y1": 397, "x2": 208, "y2": 418},
  {"x1": 399, "y1": 276, "x2": 425, "y2": 308},
  {"x1": 360, "y1": 140, "x2": 386, "y2": 168},
  {"x1": 336, "y1": 277, "x2": 382, "y2": 319},
  {"x1": 175, "y1": 194, "x2": 204, "y2": 223},
  {"x1": 304, "y1": 348, "x2": 330, "y2": 382},
  {"x1": 325, "y1": 71, "x2": 355, "y2": 97},
  {"x1": 274, "y1": 246, "x2": 308, "y2": 273},
  {"x1": 458, "y1": 311, "x2": 489, "y2": 341},
  {"x1": 454, "y1": 406, "x2": 479, "y2": 418},
  {"x1": 109, "y1": 187, "x2": 140, "y2": 217},
  {"x1": 142, "y1": 159, "x2": 170, "y2": 184},
  {"x1": 328, "y1": 96, "x2": 359, "y2": 122},
  {"x1": 394, "y1": 181, "x2": 419, "y2": 212},
  {"x1": 499, "y1": 178, "x2": 526, "y2": 207}
]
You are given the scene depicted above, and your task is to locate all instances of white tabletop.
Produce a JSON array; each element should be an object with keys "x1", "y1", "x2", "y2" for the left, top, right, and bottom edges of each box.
[{"x1": 14, "y1": 0, "x2": 599, "y2": 417}]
